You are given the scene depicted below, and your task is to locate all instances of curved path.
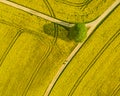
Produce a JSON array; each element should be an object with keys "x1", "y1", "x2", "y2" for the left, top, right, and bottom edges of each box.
[
  {"x1": 44, "y1": 0, "x2": 120, "y2": 96},
  {"x1": 0, "y1": 0, "x2": 119, "y2": 96}
]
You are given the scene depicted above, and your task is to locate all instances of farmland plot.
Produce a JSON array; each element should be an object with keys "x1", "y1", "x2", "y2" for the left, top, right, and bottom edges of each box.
[{"x1": 0, "y1": 0, "x2": 119, "y2": 96}]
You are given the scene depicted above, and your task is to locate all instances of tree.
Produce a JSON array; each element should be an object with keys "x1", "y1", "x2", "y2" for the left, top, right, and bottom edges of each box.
[{"x1": 67, "y1": 23, "x2": 87, "y2": 42}]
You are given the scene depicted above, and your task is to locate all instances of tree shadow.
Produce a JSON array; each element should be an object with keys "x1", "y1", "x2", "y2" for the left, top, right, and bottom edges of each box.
[{"x1": 43, "y1": 23, "x2": 71, "y2": 41}]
